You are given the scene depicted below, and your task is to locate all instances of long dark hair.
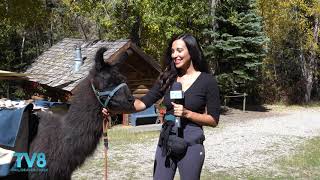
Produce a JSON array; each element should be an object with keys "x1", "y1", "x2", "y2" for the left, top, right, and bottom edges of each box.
[{"x1": 158, "y1": 33, "x2": 209, "y2": 92}]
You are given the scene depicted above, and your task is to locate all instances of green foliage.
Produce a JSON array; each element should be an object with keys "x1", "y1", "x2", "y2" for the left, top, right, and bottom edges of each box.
[
  {"x1": 0, "y1": 0, "x2": 82, "y2": 71},
  {"x1": 0, "y1": 21, "x2": 17, "y2": 70},
  {"x1": 13, "y1": 87, "x2": 26, "y2": 99},
  {"x1": 1, "y1": 0, "x2": 319, "y2": 104},
  {"x1": 0, "y1": 0, "x2": 80, "y2": 98},
  {"x1": 62, "y1": 0, "x2": 211, "y2": 60},
  {"x1": 1, "y1": 0, "x2": 47, "y2": 71},
  {"x1": 203, "y1": 0, "x2": 268, "y2": 98},
  {"x1": 257, "y1": 0, "x2": 320, "y2": 103}
]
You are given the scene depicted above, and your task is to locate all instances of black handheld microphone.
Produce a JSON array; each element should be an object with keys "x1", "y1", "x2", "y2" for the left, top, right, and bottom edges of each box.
[{"x1": 170, "y1": 82, "x2": 184, "y2": 128}]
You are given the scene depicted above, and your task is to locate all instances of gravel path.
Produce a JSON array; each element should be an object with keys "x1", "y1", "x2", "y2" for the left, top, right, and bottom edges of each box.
[
  {"x1": 72, "y1": 108, "x2": 320, "y2": 179},
  {"x1": 204, "y1": 109, "x2": 320, "y2": 174}
]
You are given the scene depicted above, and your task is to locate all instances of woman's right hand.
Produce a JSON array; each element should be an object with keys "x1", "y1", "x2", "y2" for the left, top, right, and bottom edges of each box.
[
  {"x1": 102, "y1": 108, "x2": 110, "y2": 118},
  {"x1": 101, "y1": 99, "x2": 144, "y2": 116}
]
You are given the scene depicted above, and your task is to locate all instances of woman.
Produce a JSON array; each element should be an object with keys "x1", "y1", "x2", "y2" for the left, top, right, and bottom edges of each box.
[{"x1": 103, "y1": 33, "x2": 220, "y2": 180}]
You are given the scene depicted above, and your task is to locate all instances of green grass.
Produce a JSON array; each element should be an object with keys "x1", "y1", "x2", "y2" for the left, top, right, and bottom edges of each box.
[
  {"x1": 108, "y1": 128, "x2": 160, "y2": 145},
  {"x1": 107, "y1": 124, "x2": 320, "y2": 179},
  {"x1": 73, "y1": 128, "x2": 160, "y2": 179},
  {"x1": 302, "y1": 101, "x2": 320, "y2": 107},
  {"x1": 201, "y1": 137, "x2": 320, "y2": 179},
  {"x1": 267, "y1": 101, "x2": 320, "y2": 112},
  {"x1": 274, "y1": 137, "x2": 320, "y2": 179},
  {"x1": 76, "y1": 119, "x2": 320, "y2": 179}
]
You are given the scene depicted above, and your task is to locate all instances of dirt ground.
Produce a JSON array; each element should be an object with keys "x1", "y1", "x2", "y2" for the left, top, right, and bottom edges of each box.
[
  {"x1": 219, "y1": 104, "x2": 319, "y2": 123},
  {"x1": 71, "y1": 105, "x2": 320, "y2": 180},
  {"x1": 217, "y1": 105, "x2": 283, "y2": 124}
]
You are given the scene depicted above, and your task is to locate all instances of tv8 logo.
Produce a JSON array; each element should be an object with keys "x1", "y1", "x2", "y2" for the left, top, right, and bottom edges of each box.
[{"x1": 14, "y1": 152, "x2": 46, "y2": 169}]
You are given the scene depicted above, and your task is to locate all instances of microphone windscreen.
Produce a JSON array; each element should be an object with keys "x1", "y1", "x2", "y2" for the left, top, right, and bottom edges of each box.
[
  {"x1": 171, "y1": 82, "x2": 182, "y2": 91},
  {"x1": 170, "y1": 82, "x2": 183, "y2": 100}
]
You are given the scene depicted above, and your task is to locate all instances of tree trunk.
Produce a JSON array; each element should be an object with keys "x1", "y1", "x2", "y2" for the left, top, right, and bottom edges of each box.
[
  {"x1": 97, "y1": 17, "x2": 102, "y2": 40},
  {"x1": 35, "y1": 26, "x2": 40, "y2": 56},
  {"x1": 20, "y1": 32, "x2": 25, "y2": 63},
  {"x1": 303, "y1": 15, "x2": 319, "y2": 103},
  {"x1": 49, "y1": 9, "x2": 53, "y2": 47},
  {"x1": 78, "y1": 16, "x2": 88, "y2": 40},
  {"x1": 130, "y1": 15, "x2": 141, "y2": 47},
  {"x1": 210, "y1": 0, "x2": 219, "y2": 31},
  {"x1": 304, "y1": 66, "x2": 313, "y2": 103},
  {"x1": 4, "y1": 0, "x2": 8, "y2": 15},
  {"x1": 301, "y1": 47, "x2": 313, "y2": 103}
]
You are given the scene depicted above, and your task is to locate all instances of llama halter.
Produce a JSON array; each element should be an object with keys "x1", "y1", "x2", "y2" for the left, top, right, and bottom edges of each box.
[{"x1": 91, "y1": 82, "x2": 128, "y2": 108}]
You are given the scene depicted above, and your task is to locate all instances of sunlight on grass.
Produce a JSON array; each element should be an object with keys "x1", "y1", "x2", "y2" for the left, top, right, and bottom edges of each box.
[
  {"x1": 108, "y1": 128, "x2": 160, "y2": 144},
  {"x1": 73, "y1": 128, "x2": 160, "y2": 179},
  {"x1": 265, "y1": 101, "x2": 320, "y2": 112},
  {"x1": 201, "y1": 137, "x2": 320, "y2": 179},
  {"x1": 275, "y1": 137, "x2": 320, "y2": 179}
]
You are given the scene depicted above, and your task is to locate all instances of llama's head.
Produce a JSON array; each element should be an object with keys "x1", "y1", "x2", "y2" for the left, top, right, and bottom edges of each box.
[{"x1": 91, "y1": 47, "x2": 135, "y2": 113}]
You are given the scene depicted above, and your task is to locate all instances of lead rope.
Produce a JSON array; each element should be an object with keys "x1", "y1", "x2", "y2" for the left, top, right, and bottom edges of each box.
[{"x1": 103, "y1": 114, "x2": 111, "y2": 180}]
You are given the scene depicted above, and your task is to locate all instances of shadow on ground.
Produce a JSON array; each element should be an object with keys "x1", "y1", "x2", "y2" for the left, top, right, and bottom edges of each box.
[{"x1": 221, "y1": 104, "x2": 272, "y2": 115}]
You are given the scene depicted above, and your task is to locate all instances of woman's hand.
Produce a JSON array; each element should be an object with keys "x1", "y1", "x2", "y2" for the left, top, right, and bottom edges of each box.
[
  {"x1": 102, "y1": 108, "x2": 110, "y2": 118},
  {"x1": 171, "y1": 102, "x2": 218, "y2": 127},
  {"x1": 171, "y1": 102, "x2": 190, "y2": 118}
]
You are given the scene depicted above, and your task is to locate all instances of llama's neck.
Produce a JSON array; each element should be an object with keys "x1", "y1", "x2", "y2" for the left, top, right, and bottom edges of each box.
[{"x1": 62, "y1": 76, "x2": 103, "y2": 163}]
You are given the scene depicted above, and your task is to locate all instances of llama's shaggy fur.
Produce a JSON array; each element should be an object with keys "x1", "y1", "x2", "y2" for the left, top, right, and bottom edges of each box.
[{"x1": 27, "y1": 48, "x2": 134, "y2": 180}]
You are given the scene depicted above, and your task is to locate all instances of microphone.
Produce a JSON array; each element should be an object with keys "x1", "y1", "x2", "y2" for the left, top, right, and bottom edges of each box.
[{"x1": 170, "y1": 82, "x2": 184, "y2": 128}]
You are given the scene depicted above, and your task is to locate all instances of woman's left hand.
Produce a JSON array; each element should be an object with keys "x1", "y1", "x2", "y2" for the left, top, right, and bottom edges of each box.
[{"x1": 171, "y1": 102, "x2": 189, "y2": 118}]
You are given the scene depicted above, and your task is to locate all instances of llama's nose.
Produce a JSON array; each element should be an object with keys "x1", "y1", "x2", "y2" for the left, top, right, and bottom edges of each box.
[{"x1": 128, "y1": 96, "x2": 135, "y2": 103}]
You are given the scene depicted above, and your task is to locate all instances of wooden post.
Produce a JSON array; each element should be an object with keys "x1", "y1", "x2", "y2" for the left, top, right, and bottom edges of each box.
[
  {"x1": 243, "y1": 93, "x2": 246, "y2": 112},
  {"x1": 103, "y1": 116, "x2": 110, "y2": 180},
  {"x1": 158, "y1": 108, "x2": 166, "y2": 124},
  {"x1": 122, "y1": 113, "x2": 129, "y2": 126},
  {"x1": 223, "y1": 93, "x2": 247, "y2": 111},
  {"x1": 6, "y1": 81, "x2": 10, "y2": 99}
]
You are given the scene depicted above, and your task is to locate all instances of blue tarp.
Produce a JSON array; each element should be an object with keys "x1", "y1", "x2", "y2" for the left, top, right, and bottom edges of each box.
[
  {"x1": 0, "y1": 104, "x2": 33, "y2": 147},
  {"x1": 34, "y1": 100, "x2": 65, "y2": 108},
  {"x1": 0, "y1": 163, "x2": 10, "y2": 177}
]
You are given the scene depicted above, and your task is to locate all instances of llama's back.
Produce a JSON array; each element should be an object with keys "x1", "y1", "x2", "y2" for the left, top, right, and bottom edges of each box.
[
  {"x1": 28, "y1": 111, "x2": 84, "y2": 180},
  {"x1": 29, "y1": 111, "x2": 65, "y2": 152},
  {"x1": 35, "y1": 111, "x2": 64, "y2": 128},
  {"x1": 28, "y1": 111, "x2": 66, "y2": 179}
]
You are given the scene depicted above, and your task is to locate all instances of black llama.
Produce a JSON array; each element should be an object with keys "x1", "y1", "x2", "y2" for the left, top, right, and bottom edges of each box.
[{"x1": 27, "y1": 47, "x2": 134, "y2": 180}]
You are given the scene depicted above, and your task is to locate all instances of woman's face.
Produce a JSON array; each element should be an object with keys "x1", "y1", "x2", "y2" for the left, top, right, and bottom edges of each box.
[{"x1": 171, "y1": 39, "x2": 191, "y2": 70}]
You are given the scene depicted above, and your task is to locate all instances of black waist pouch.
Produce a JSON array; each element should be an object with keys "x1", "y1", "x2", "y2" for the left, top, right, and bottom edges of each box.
[
  {"x1": 166, "y1": 134, "x2": 188, "y2": 157},
  {"x1": 158, "y1": 121, "x2": 188, "y2": 159}
]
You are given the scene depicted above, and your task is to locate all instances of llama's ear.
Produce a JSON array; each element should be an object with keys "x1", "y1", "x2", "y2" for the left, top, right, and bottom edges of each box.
[
  {"x1": 109, "y1": 51, "x2": 129, "y2": 67},
  {"x1": 95, "y1": 47, "x2": 110, "y2": 71}
]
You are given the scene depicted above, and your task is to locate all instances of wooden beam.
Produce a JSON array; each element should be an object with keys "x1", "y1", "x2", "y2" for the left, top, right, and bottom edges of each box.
[
  {"x1": 128, "y1": 79, "x2": 156, "y2": 82},
  {"x1": 0, "y1": 76, "x2": 29, "y2": 80},
  {"x1": 133, "y1": 94, "x2": 145, "y2": 98},
  {"x1": 133, "y1": 88, "x2": 149, "y2": 94}
]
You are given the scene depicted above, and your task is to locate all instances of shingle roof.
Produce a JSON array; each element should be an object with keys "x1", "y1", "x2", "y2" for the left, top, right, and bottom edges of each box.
[{"x1": 25, "y1": 38, "x2": 131, "y2": 91}]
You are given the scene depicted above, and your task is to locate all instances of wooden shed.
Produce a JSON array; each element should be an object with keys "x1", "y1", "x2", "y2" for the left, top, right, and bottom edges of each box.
[{"x1": 24, "y1": 38, "x2": 161, "y2": 101}]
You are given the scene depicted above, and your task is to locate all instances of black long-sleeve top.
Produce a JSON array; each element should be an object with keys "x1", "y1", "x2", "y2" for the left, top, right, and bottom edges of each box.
[{"x1": 141, "y1": 72, "x2": 220, "y2": 144}]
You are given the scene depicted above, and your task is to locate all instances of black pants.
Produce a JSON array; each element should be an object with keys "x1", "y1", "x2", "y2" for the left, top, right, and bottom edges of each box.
[{"x1": 153, "y1": 144, "x2": 205, "y2": 180}]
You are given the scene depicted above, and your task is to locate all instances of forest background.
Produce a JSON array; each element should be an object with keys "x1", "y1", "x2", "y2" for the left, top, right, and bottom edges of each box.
[{"x1": 0, "y1": 0, "x2": 319, "y2": 105}]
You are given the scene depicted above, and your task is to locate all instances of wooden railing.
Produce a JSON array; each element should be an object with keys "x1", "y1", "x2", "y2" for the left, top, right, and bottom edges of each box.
[{"x1": 224, "y1": 92, "x2": 248, "y2": 112}]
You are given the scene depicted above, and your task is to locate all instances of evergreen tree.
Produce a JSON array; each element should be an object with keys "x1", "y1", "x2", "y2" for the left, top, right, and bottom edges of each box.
[{"x1": 202, "y1": 0, "x2": 268, "y2": 99}]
